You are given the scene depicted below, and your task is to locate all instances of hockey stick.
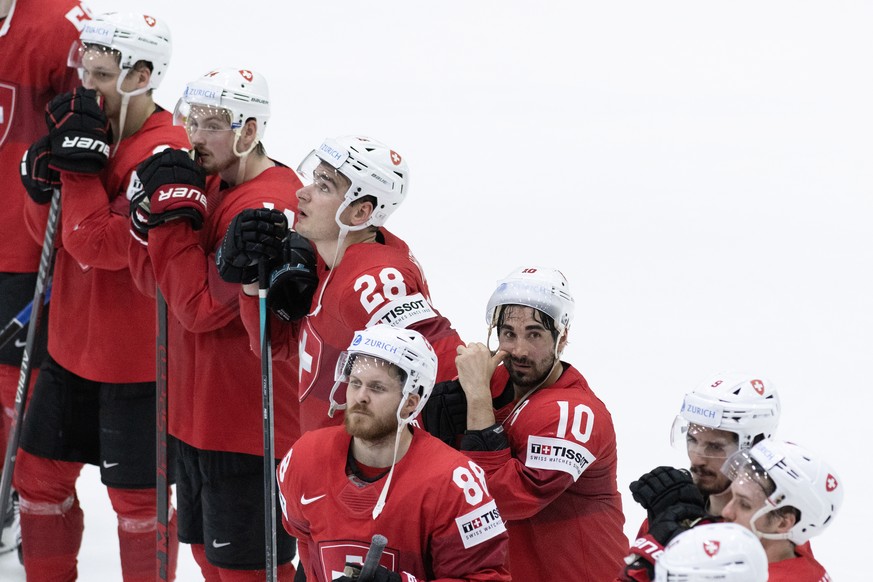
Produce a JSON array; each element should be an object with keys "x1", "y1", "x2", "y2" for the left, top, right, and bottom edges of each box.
[
  {"x1": 155, "y1": 289, "x2": 170, "y2": 581},
  {"x1": 258, "y1": 261, "x2": 277, "y2": 582},
  {"x1": 0, "y1": 188, "x2": 61, "y2": 541},
  {"x1": 357, "y1": 534, "x2": 388, "y2": 582},
  {"x1": 0, "y1": 284, "x2": 52, "y2": 352}
]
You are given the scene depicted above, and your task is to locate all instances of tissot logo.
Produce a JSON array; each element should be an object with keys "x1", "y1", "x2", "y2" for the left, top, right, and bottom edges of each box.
[{"x1": 461, "y1": 507, "x2": 501, "y2": 533}]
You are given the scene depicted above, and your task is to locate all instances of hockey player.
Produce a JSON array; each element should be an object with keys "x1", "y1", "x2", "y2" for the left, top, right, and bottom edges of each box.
[
  {"x1": 130, "y1": 67, "x2": 302, "y2": 580},
  {"x1": 16, "y1": 12, "x2": 186, "y2": 580},
  {"x1": 655, "y1": 522, "x2": 769, "y2": 582},
  {"x1": 0, "y1": 0, "x2": 91, "y2": 556},
  {"x1": 216, "y1": 135, "x2": 463, "y2": 434},
  {"x1": 720, "y1": 438, "x2": 841, "y2": 580},
  {"x1": 451, "y1": 266, "x2": 628, "y2": 581},
  {"x1": 277, "y1": 326, "x2": 510, "y2": 582},
  {"x1": 621, "y1": 373, "x2": 781, "y2": 580}
]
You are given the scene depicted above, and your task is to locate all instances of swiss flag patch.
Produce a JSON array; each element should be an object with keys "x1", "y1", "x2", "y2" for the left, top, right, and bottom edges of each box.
[
  {"x1": 239, "y1": 70, "x2": 254, "y2": 82},
  {"x1": 390, "y1": 150, "x2": 402, "y2": 165},
  {"x1": 826, "y1": 473, "x2": 838, "y2": 492},
  {"x1": 144, "y1": 15, "x2": 156, "y2": 27},
  {"x1": 703, "y1": 539, "x2": 720, "y2": 557},
  {"x1": 751, "y1": 379, "x2": 765, "y2": 395}
]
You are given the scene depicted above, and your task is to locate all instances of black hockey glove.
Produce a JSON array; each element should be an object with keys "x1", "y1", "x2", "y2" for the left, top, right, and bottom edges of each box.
[
  {"x1": 335, "y1": 563, "x2": 405, "y2": 582},
  {"x1": 629, "y1": 466, "x2": 705, "y2": 524},
  {"x1": 649, "y1": 501, "x2": 709, "y2": 545},
  {"x1": 20, "y1": 135, "x2": 60, "y2": 204},
  {"x1": 45, "y1": 88, "x2": 110, "y2": 173},
  {"x1": 216, "y1": 208, "x2": 288, "y2": 284},
  {"x1": 266, "y1": 231, "x2": 318, "y2": 322},
  {"x1": 622, "y1": 503, "x2": 711, "y2": 581},
  {"x1": 421, "y1": 380, "x2": 467, "y2": 446},
  {"x1": 136, "y1": 148, "x2": 207, "y2": 230}
]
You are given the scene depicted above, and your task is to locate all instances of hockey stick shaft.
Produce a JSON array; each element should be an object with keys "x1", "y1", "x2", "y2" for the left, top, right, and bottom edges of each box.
[
  {"x1": 0, "y1": 189, "x2": 61, "y2": 527},
  {"x1": 155, "y1": 290, "x2": 169, "y2": 581},
  {"x1": 358, "y1": 534, "x2": 388, "y2": 582},
  {"x1": 0, "y1": 284, "x2": 52, "y2": 352},
  {"x1": 259, "y1": 261, "x2": 277, "y2": 582}
]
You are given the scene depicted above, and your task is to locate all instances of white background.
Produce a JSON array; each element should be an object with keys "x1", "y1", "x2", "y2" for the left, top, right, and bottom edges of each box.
[{"x1": 3, "y1": 0, "x2": 871, "y2": 579}]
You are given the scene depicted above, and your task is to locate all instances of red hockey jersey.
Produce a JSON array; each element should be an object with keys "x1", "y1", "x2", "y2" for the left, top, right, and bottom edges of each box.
[
  {"x1": 23, "y1": 110, "x2": 188, "y2": 382},
  {"x1": 240, "y1": 232, "x2": 462, "y2": 434},
  {"x1": 278, "y1": 425, "x2": 510, "y2": 582},
  {"x1": 0, "y1": 0, "x2": 89, "y2": 272},
  {"x1": 769, "y1": 548, "x2": 831, "y2": 582},
  {"x1": 143, "y1": 165, "x2": 302, "y2": 456},
  {"x1": 466, "y1": 364, "x2": 628, "y2": 581}
]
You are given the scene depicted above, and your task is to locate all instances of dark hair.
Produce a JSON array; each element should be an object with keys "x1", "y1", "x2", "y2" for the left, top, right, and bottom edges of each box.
[{"x1": 496, "y1": 304, "x2": 559, "y2": 342}]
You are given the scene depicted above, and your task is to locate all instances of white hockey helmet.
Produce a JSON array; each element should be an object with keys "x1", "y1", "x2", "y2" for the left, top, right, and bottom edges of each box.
[
  {"x1": 485, "y1": 266, "x2": 575, "y2": 337},
  {"x1": 328, "y1": 325, "x2": 438, "y2": 424},
  {"x1": 70, "y1": 12, "x2": 172, "y2": 91},
  {"x1": 173, "y1": 68, "x2": 271, "y2": 142},
  {"x1": 655, "y1": 523, "x2": 768, "y2": 582},
  {"x1": 297, "y1": 136, "x2": 409, "y2": 232},
  {"x1": 721, "y1": 438, "x2": 843, "y2": 545},
  {"x1": 671, "y1": 372, "x2": 781, "y2": 454}
]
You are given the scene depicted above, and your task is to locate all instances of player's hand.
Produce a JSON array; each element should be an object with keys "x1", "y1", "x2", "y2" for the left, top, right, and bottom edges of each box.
[
  {"x1": 45, "y1": 88, "x2": 110, "y2": 173},
  {"x1": 129, "y1": 188, "x2": 151, "y2": 244},
  {"x1": 455, "y1": 342, "x2": 506, "y2": 400},
  {"x1": 20, "y1": 135, "x2": 60, "y2": 204},
  {"x1": 336, "y1": 562, "x2": 407, "y2": 582},
  {"x1": 136, "y1": 148, "x2": 207, "y2": 230},
  {"x1": 648, "y1": 501, "x2": 708, "y2": 545},
  {"x1": 216, "y1": 208, "x2": 288, "y2": 284},
  {"x1": 266, "y1": 231, "x2": 319, "y2": 321},
  {"x1": 629, "y1": 465, "x2": 705, "y2": 523},
  {"x1": 421, "y1": 379, "x2": 467, "y2": 445}
]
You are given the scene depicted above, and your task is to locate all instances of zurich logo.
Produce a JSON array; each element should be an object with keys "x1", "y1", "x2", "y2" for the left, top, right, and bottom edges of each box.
[{"x1": 352, "y1": 335, "x2": 363, "y2": 346}]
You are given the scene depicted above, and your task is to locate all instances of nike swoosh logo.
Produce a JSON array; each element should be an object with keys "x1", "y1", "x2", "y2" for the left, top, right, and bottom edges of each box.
[
  {"x1": 212, "y1": 540, "x2": 231, "y2": 548},
  {"x1": 300, "y1": 494, "x2": 326, "y2": 505},
  {"x1": 14, "y1": 339, "x2": 26, "y2": 348},
  {"x1": 102, "y1": 461, "x2": 119, "y2": 468}
]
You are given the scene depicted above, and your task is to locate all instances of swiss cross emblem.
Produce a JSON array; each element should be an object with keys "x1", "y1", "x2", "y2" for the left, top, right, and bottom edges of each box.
[
  {"x1": 471, "y1": 518, "x2": 482, "y2": 529},
  {"x1": 143, "y1": 15, "x2": 156, "y2": 27},
  {"x1": 751, "y1": 379, "x2": 765, "y2": 395},
  {"x1": 390, "y1": 150, "x2": 402, "y2": 165},
  {"x1": 703, "y1": 540, "x2": 720, "y2": 557},
  {"x1": 239, "y1": 70, "x2": 254, "y2": 82},
  {"x1": 541, "y1": 445, "x2": 551, "y2": 455},
  {"x1": 826, "y1": 474, "x2": 838, "y2": 492},
  {"x1": 0, "y1": 83, "x2": 15, "y2": 149}
]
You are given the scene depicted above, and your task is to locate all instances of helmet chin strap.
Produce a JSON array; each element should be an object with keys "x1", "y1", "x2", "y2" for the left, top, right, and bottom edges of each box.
[
  {"x1": 232, "y1": 130, "x2": 258, "y2": 186},
  {"x1": 749, "y1": 505, "x2": 792, "y2": 541},
  {"x1": 113, "y1": 73, "x2": 149, "y2": 156}
]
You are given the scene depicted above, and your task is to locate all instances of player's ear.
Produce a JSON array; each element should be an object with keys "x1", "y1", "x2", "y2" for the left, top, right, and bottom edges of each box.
[
  {"x1": 348, "y1": 199, "x2": 374, "y2": 227},
  {"x1": 400, "y1": 393, "x2": 420, "y2": 419},
  {"x1": 127, "y1": 62, "x2": 151, "y2": 90}
]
